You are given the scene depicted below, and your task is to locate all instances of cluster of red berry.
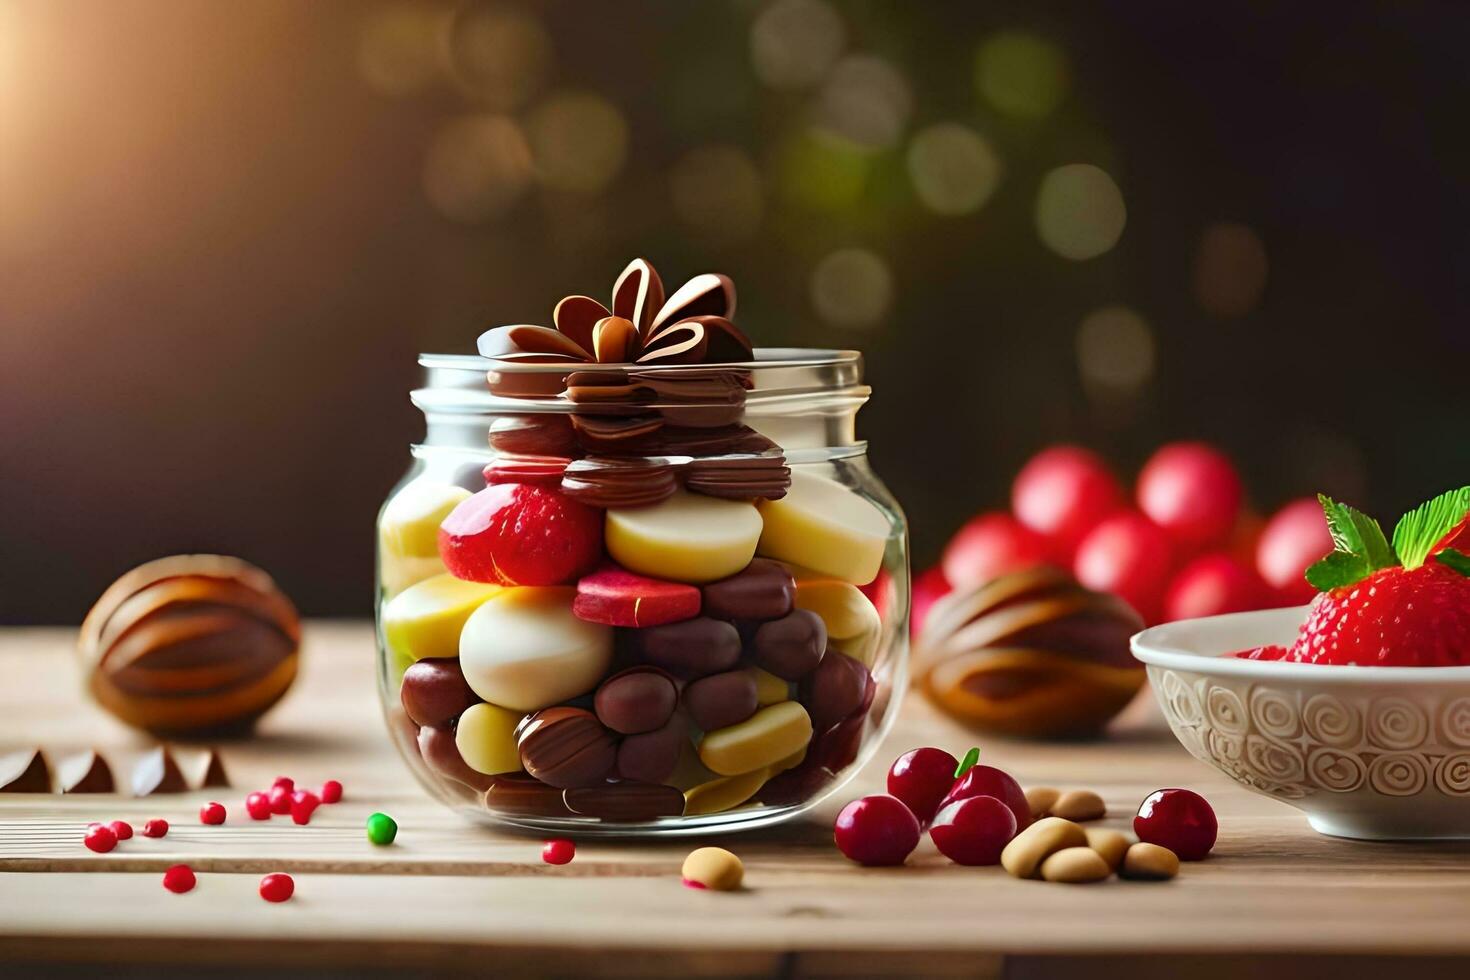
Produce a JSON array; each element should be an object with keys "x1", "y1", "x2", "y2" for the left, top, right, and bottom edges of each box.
[
  {"x1": 918, "y1": 442, "x2": 1335, "y2": 627},
  {"x1": 83, "y1": 817, "x2": 165, "y2": 853},
  {"x1": 240, "y1": 776, "x2": 344, "y2": 826}
]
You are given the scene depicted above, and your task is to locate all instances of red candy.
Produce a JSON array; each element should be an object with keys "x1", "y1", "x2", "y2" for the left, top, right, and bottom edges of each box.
[
  {"x1": 438, "y1": 482, "x2": 602, "y2": 587},
  {"x1": 108, "y1": 820, "x2": 134, "y2": 841},
  {"x1": 929, "y1": 795, "x2": 1017, "y2": 866},
  {"x1": 833, "y1": 795, "x2": 920, "y2": 866},
  {"x1": 573, "y1": 565, "x2": 702, "y2": 628},
  {"x1": 1136, "y1": 442, "x2": 1243, "y2": 553},
  {"x1": 939, "y1": 764, "x2": 1031, "y2": 833},
  {"x1": 272, "y1": 776, "x2": 294, "y2": 793},
  {"x1": 83, "y1": 824, "x2": 117, "y2": 853},
  {"x1": 1074, "y1": 511, "x2": 1175, "y2": 624},
  {"x1": 886, "y1": 747, "x2": 959, "y2": 825},
  {"x1": 268, "y1": 784, "x2": 292, "y2": 815},
  {"x1": 541, "y1": 839, "x2": 575, "y2": 865},
  {"x1": 246, "y1": 791, "x2": 272, "y2": 820},
  {"x1": 290, "y1": 791, "x2": 320, "y2": 825},
  {"x1": 320, "y1": 779, "x2": 343, "y2": 804},
  {"x1": 199, "y1": 801, "x2": 227, "y2": 825},
  {"x1": 258, "y1": 872, "x2": 295, "y2": 903},
  {"x1": 142, "y1": 819, "x2": 169, "y2": 838},
  {"x1": 162, "y1": 864, "x2": 196, "y2": 894},
  {"x1": 1134, "y1": 788, "x2": 1217, "y2": 861},
  {"x1": 1255, "y1": 497, "x2": 1334, "y2": 605},
  {"x1": 1012, "y1": 445, "x2": 1123, "y2": 562},
  {"x1": 1163, "y1": 554, "x2": 1269, "y2": 622},
  {"x1": 941, "y1": 512, "x2": 1049, "y2": 590}
]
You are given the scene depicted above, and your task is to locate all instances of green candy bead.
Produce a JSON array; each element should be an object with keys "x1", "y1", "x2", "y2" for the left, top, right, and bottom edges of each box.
[{"x1": 366, "y1": 811, "x2": 398, "y2": 846}]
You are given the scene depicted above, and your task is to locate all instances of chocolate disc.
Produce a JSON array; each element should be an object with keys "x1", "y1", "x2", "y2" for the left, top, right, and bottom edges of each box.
[
  {"x1": 634, "y1": 617, "x2": 742, "y2": 678},
  {"x1": 488, "y1": 414, "x2": 578, "y2": 457},
  {"x1": 751, "y1": 610, "x2": 828, "y2": 680},
  {"x1": 685, "y1": 454, "x2": 791, "y2": 501},
  {"x1": 569, "y1": 414, "x2": 665, "y2": 454},
  {"x1": 561, "y1": 456, "x2": 679, "y2": 510},
  {"x1": 516, "y1": 707, "x2": 618, "y2": 789},
  {"x1": 483, "y1": 454, "x2": 571, "y2": 487},
  {"x1": 563, "y1": 782, "x2": 685, "y2": 821},
  {"x1": 683, "y1": 670, "x2": 758, "y2": 732},
  {"x1": 702, "y1": 559, "x2": 796, "y2": 622}
]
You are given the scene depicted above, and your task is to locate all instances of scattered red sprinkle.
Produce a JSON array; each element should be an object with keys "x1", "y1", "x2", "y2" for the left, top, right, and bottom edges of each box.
[
  {"x1": 108, "y1": 820, "x2": 133, "y2": 841},
  {"x1": 320, "y1": 779, "x2": 343, "y2": 804},
  {"x1": 272, "y1": 776, "x2": 294, "y2": 793},
  {"x1": 267, "y1": 784, "x2": 292, "y2": 815},
  {"x1": 162, "y1": 864, "x2": 196, "y2": 894},
  {"x1": 245, "y1": 791, "x2": 272, "y2": 820},
  {"x1": 84, "y1": 824, "x2": 117, "y2": 853},
  {"x1": 142, "y1": 819, "x2": 169, "y2": 838},
  {"x1": 259, "y1": 872, "x2": 294, "y2": 903},
  {"x1": 199, "y1": 802, "x2": 227, "y2": 825},
  {"x1": 682, "y1": 879, "x2": 707, "y2": 890},
  {"x1": 541, "y1": 839, "x2": 575, "y2": 865},
  {"x1": 290, "y1": 791, "x2": 320, "y2": 826}
]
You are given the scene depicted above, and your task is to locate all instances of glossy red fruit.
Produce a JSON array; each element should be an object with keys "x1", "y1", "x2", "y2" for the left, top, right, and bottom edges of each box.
[
  {"x1": 83, "y1": 824, "x2": 117, "y2": 853},
  {"x1": 320, "y1": 779, "x2": 343, "y2": 804},
  {"x1": 142, "y1": 819, "x2": 169, "y2": 838},
  {"x1": 1290, "y1": 561, "x2": 1470, "y2": 667},
  {"x1": 1074, "y1": 511, "x2": 1175, "y2": 623},
  {"x1": 199, "y1": 802, "x2": 226, "y2": 825},
  {"x1": 542, "y1": 839, "x2": 575, "y2": 865},
  {"x1": 108, "y1": 820, "x2": 133, "y2": 841},
  {"x1": 1012, "y1": 446, "x2": 1124, "y2": 562},
  {"x1": 834, "y1": 795, "x2": 921, "y2": 866},
  {"x1": 290, "y1": 791, "x2": 320, "y2": 825},
  {"x1": 1136, "y1": 442, "x2": 1243, "y2": 552},
  {"x1": 162, "y1": 864, "x2": 196, "y2": 894},
  {"x1": 268, "y1": 784, "x2": 292, "y2": 815},
  {"x1": 438, "y1": 483, "x2": 602, "y2": 587},
  {"x1": 246, "y1": 791, "x2": 272, "y2": 820},
  {"x1": 259, "y1": 872, "x2": 295, "y2": 903},
  {"x1": 886, "y1": 747, "x2": 959, "y2": 824},
  {"x1": 272, "y1": 776, "x2": 294, "y2": 793},
  {"x1": 1134, "y1": 788, "x2": 1217, "y2": 860},
  {"x1": 1163, "y1": 554, "x2": 1270, "y2": 622},
  {"x1": 941, "y1": 512, "x2": 1050, "y2": 590},
  {"x1": 929, "y1": 795, "x2": 1017, "y2": 866},
  {"x1": 939, "y1": 764, "x2": 1031, "y2": 832},
  {"x1": 1256, "y1": 498, "x2": 1334, "y2": 604},
  {"x1": 573, "y1": 565, "x2": 701, "y2": 627},
  {"x1": 910, "y1": 567, "x2": 951, "y2": 638}
]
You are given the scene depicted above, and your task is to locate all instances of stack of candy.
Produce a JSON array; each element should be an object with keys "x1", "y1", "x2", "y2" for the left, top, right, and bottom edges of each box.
[{"x1": 378, "y1": 260, "x2": 895, "y2": 823}]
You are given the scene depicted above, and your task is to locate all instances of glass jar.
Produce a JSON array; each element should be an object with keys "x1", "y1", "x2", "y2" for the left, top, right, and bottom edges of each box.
[{"x1": 375, "y1": 349, "x2": 908, "y2": 835}]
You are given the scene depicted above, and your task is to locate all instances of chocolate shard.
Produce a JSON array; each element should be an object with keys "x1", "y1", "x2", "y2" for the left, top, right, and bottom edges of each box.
[
  {"x1": 59, "y1": 749, "x2": 114, "y2": 793},
  {"x1": 198, "y1": 748, "x2": 230, "y2": 789},
  {"x1": 132, "y1": 746, "x2": 188, "y2": 796},
  {"x1": 0, "y1": 748, "x2": 51, "y2": 792}
]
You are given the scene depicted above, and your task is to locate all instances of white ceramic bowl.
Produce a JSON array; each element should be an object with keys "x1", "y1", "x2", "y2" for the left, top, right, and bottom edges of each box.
[{"x1": 1133, "y1": 606, "x2": 1470, "y2": 840}]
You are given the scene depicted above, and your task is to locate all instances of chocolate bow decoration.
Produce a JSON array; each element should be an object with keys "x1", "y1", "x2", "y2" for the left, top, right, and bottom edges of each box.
[{"x1": 477, "y1": 258, "x2": 753, "y2": 367}]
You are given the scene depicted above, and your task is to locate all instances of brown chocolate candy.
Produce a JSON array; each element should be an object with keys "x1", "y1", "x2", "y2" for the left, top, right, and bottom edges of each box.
[
  {"x1": 635, "y1": 617, "x2": 742, "y2": 678},
  {"x1": 569, "y1": 413, "x2": 666, "y2": 454},
  {"x1": 196, "y1": 748, "x2": 230, "y2": 789},
  {"x1": 483, "y1": 454, "x2": 570, "y2": 487},
  {"x1": 616, "y1": 715, "x2": 687, "y2": 784},
  {"x1": 132, "y1": 746, "x2": 187, "y2": 796},
  {"x1": 418, "y1": 724, "x2": 494, "y2": 792},
  {"x1": 488, "y1": 413, "x2": 578, "y2": 457},
  {"x1": 561, "y1": 456, "x2": 679, "y2": 510},
  {"x1": 751, "y1": 610, "x2": 828, "y2": 680},
  {"x1": 702, "y1": 559, "x2": 796, "y2": 622},
  {"x1": 683, "y1": 670, "x2": 759, "y2": 732},
  {"x1": 516, "y1": 707, "x2": 618, "y2": 789},
  {"x1": 594, "y1": 667, "x2": 678, "y2": 735},
  {"x1": 655, "y1": 425, "x2": 777, "y2": 457},
  {"x1": 401, "y1": 658, "x2": 480, "y2": 729},
  {"x1": 685, "y1": 454, "x2": 791, "y2": 501},
  {"x1": 59, "y1": 750, "x2": 113, "y2": 793},
  {"x1": 810, "y1": 671, "x2": 877, "y2": 773},
  {"x1": 482, "y1": 773, "x2": 574, "y2": 817},
  {"x1": 563, "y1": 782, "x2": 686, "y2": 821},
  {"x1": 799, "y1": 650, "x2": 872, "y2": 731},
  {"x1": 0, "y1": 749, "x2": 51, "y2": 793}
]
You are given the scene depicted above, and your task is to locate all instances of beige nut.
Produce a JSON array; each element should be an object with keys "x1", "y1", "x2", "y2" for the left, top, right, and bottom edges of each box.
[
  {"x1": 1121, "y1": 842, "x2": 1179, "y2": 881},
  {"x1": 681, "y1": 846, "x2": 744, "y2": 891},
  {"x1": 1040, "y1": 846, "x2": 1112, "y2": 883},
  {"x1": 1001, "y1": 816, "x2": 1088, "y2": 879},
  {"x1": 1051, "y1": 789, "x2": 1106, "y2": 822},
  {"x1": 1025, "y1": 786, "x2": 1060, "y2": 819},
  {"x1": 1084, "y1": 827, "x2": 1130, "y2": 871}
]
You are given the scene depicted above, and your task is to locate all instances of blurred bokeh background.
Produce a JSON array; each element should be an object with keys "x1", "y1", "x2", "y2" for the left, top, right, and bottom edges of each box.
[{"x1": 3, "y1": 0, "x2": 1468, "y2": 624}]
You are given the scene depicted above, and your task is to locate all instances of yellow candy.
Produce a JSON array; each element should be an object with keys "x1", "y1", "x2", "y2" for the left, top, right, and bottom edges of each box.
[
  {"x1": 683, "y1": 768, "x2": 770, "y2": 816},
  {"x1": 380, "y1": 553, "x2": 449, "y2": 599},
  {"x1": 380, "y1": 482, "x2": 471, "y2": 558},
  {"x1": 757, "y1": 471, "x2": 888, "y2": 585},
  {"x1": 793, "y1": 577, "x2": 881, "y2": 666},
  {"x1": 666, "y1": 735, "x2": 720, "y2": 791},
  {"x1": 698, "y1": 701, "x2": 813, "y2": 776},
  {"x1": 606, "y1": 491, "x2": 763, "y2": 584},
  {"x1": 745, "y1": 666, "x2": 790, "y2": 706},
  {"x1": 382, "y1": 574, "x2": 502, "y2": 663},
  {"x1": 681, "y1": 847, "x2": 743, "y2": 891},
  {"x1": 454, "y1": 702, "x2": 524, "y2": 775}
]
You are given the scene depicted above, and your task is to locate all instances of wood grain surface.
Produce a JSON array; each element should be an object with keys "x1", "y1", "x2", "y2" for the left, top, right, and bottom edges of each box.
[{"x1": 3, "y1": 623, "x2": 1470, "y2": 977}]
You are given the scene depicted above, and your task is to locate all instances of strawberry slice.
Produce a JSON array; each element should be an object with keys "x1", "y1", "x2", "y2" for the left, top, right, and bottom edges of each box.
[{"x1": 573, "y1": 565, "x2": 701, "y2": 628}]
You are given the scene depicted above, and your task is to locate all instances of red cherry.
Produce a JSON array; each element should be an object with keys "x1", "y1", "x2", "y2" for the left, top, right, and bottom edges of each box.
[
  {"x1": 1012, "y1": 445, "x2": 1124, "y2": 562},
  {"x1": 320, "y1": 779, "x2": 344, "y2": 804},
  {"x1": 268, "y1": 784, "x2": 292, "y2": 815},
  {"x1": 1134, "y1": 788, "x2": 1217, "y2": 860},
  {"x1": 1074, "y1": 511, "x2": 1175, "y2": 623},
  {"x1": 162, "y1": 864, "x2": 196, "y2": 894},
  {"x1": 142, "y1": 819, "x2": 169, "y2": 838},
  {"x1": 1256, "y1": 498, "x2": 1333, "y2": 605},
  {"x1": 83, "y1": 824, "x2": 117, "y2": 853},
  {"x1": 1163, "y1": 554, "x2": 1270, "y2": 622},
  {"x1": 199, "y1": 802, "x2": 227, "y2": 825},
  {"x1": 833, "y1": 795, "x2": 921, "y2": 866},
  {"x1": 941, "y1": 512, "x2": 1050, "y2": 590},
  {"x1": 929, "y1": 795, "x2": 1017, "y2": 865},
  {"x1": 259, "y1": 872, "x2": 295, "y2": 903},
  {"x1": 910, "y1": 567, "x2": 952, "y2": 638},
  {"x1": 1136, "y1": 442, "x2": 1243, "y2": 552},
  {"x1": 246, "y1": 791, "x2": 272, "y2": 820},
  {"x1": 438, "y1": 483, "x2": 602, "y2": 587},
  {"x1": 108, "y1": 820, "x2": 133, "y2": 841},
  {"x1": 939, "y1": 764, "x2": 1031, "y2": 832},
  {"x1": 542, "y1": 839, "x2": 576, "y2": 865},
  {"x1": 290, "y1": 791, "x2": 320, "y2": 825},
  {"x1": 886, "y1": 747, "x2": 959, "y2": 824}
]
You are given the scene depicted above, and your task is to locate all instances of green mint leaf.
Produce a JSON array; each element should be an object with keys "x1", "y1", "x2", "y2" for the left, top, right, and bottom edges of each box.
[
  {"x1": 1318, "y1": 493, "x2": 1396, "y2": 570},
  {"x1": 1436, "y1": 548, "x2": 1470, "y2": 578},
  {"x1": 954, "y1": 747, "x2": 980, "y2": 779},
  {"x1": 1305, "y1": 551, "x2": 1373, "y2": 591},
  {"x1": 1392, "y1": 487, "x2": 1470, "y2": 570}
]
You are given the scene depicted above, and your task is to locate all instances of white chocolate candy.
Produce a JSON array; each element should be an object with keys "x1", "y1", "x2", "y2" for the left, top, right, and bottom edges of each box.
[
  {"x1": 382, "y1": 574, "x2": 503, "y2": 663},
  {"x1": 459, "y1": 587, "x2": 613, "y2": 712},
  {"x1": 454, "y1": 702, "x2": 524, "y2": 775},
  {"x1": 757, "y1": 472, "x2": 887, "y2": 585},
  {"x1": 793, "y1": 576, "x2": 881, "y2": 667},
  {"x1": 606, "y1": 491, "x2": 763, "y2": 584},
  {"x1": 378, "y1": 482, "x2": 470, "y2": 596}
]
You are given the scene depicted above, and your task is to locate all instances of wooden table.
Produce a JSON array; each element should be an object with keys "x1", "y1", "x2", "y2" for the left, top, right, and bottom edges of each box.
[{"x1": 4, "y1": 624, "x2": 1470, "y2": 979}]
